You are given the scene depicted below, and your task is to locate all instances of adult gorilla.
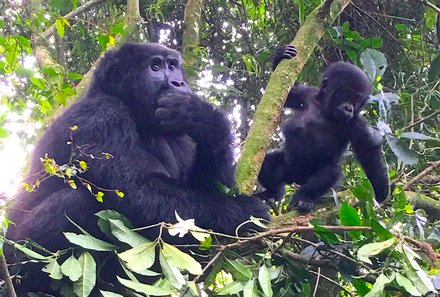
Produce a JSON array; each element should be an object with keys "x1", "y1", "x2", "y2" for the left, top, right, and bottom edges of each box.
[{"x1": 7, "y1": 43, "x2": 269, "y2": 252}]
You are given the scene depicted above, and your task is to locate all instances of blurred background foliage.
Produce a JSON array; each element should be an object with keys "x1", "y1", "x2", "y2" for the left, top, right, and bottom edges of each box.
[{"x1": 0, "y1": 0, "x2": 440, "y2": 296}]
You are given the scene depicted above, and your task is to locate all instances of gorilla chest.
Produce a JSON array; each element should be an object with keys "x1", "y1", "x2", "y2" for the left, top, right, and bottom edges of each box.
[{"x1": 146, "y1": 135, "x2": 197, "y2": 182}]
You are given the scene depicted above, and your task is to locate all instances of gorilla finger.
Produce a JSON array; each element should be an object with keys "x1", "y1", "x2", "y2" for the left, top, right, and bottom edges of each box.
[{"x1": 155, "y1": 107, "x2": 170, "y2": 119}]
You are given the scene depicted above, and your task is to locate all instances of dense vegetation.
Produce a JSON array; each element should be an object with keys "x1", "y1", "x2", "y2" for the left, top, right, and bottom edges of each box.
[{"x1": 0, "y1": 0, "x2": 439, "y2": 296}]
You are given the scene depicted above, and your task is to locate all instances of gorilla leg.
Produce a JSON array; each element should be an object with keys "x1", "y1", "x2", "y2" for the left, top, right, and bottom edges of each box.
[
  {"x1": 258, "y1": 149, "x2": 286, "y2": 201},
  {"x1": 290, "y1": 162, "x2": 342, "y2": 213}
]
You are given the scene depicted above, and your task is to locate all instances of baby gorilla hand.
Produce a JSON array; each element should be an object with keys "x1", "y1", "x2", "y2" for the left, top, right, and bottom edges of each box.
[
  {"x1": 288, "y1": 192, "x2": 314, "y2": 214},
  {"x1": 155, "y1": 93, "x2": 208, "y2": 134}
]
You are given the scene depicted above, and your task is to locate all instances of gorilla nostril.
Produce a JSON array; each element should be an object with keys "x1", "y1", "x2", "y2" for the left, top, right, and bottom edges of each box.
[
  {"x1": 180, "y1": 82, "x2": 186, "y2": 87},
  {"x1": 170, "y1": 81, "x2": 181, "y2": 87},
  {"x1": 344, "y1": 105, "x2": 353, "y2": 112}
]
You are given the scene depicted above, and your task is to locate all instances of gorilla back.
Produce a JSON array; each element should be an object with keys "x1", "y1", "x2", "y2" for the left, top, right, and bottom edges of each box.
[{"x1": 7, "y1": 43, "x2": 269, "y2": 252}]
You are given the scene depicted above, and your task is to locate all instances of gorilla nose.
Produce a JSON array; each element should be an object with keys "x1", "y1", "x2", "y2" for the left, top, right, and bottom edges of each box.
[
  {"x1": 170, "y1": 81, "x2": 185, "y2": 87},
  {"x1": 168, "y1": 80, "x2": 192, "y2": 94},
  {"x1": 344, "y1": 104, "x2": 353, "y2": 113}
]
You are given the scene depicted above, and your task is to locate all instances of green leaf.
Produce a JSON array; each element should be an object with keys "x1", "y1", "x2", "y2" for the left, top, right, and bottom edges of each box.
[
  {"x1": 55, "y1": 19, "x2": 65, "y2": 37},
  {"x1": 13, "y1": 242, "x2": 50, "y2": 261},
  {"x1": 428, "y1": 55, "x2": 440, "y2": 82},
  {"x1": 42, "y1": 259, "x2": 63, "y2": 280},
  {"x1": 365, "y1": 273, "x2": 392, "y2": 297},
  {"x1": 30, "y1": 77, "x2": 45, "y2": 89},
  {"x1": 357, "y1": 238, "x2": 395, "y2": 264},
  {"x1": 395, "y1": 272, "x2": 422, "y2": 296},
  {"x1": 0, "y1": 127, "x2": 9, "y2": 138},
  {"x1": 117, "y1": 277, "x2": 174, "y2": 296},
  {"x1": 99, "y1": 291, "x2": 124, "y2": 297},
  {"x1": 64, "y1": 232, "x2": 118, "y2": 251},
  {"x1": 400, "y1": 132, "x2": 437, "y2": 141},
  {"x1": 386, "y1": 135, "x2": 417, "y2": 165},
  {"x1": 360, "y1": 49, "x2": 387, "y2": 82},
  {"x1": 73, "y1": 252, "x2": 96, "y2": 297},
  {"x1": 118, "y1": 242, "x2": 156, "y2": 273},
  {"x1": 109, "y1": 219, "x2": 149, "y2": 247},
  {"x1": 258, "y1": 265, "x2": 273, "y2": 297},
  {"x1": 161, "y1": 242, "x2": 202, "y2": 275},
  {"x1": 339, "y1": 202, "x2": 362, "y2": 240},
  {"x1": 224, "y1": 258, "x2": 253, "y2": 282},
  {"x1": 67, "y1": 72, "x2": 84, "y2": 80},
  {"x1": 95, "y1": 210, "x2": 133, "y2": 238},
  {"x1": 61, "y1": 254, "x2": 82, "y2": 282},
  {"x1": 159, "y1": 251, "x2": 185, "y2": 290},
  {"x1": 243, "y1": 279, "x2": 258, "y2": 297},
  {"x1": 216, "y1": 281, "x2": 245, "y2": 295},
  {"x1": 370, "y1": 219, "x2": 393, "y2": 240},
  {"x1": 111, "y1": 22, "x2": 125, "y2": 35}
]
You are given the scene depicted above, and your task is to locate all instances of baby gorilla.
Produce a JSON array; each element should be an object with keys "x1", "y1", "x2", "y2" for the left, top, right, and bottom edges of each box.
[{"x1": 258, "y1": 45, "x2": 390, "y2": 213}]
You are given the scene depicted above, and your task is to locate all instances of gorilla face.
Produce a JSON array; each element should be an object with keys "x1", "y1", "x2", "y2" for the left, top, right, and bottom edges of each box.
[
  {"x1": 94, "y1": 43, "x2": 192, "y2": 107},
  {"x1": 318, "y1": 62, "x2": 371, "y2": 123}
]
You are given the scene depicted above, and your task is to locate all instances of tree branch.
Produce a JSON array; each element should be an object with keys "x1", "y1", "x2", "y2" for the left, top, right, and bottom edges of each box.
[{"x1": 40, "y1": 0, "x2": 108, "y2": 40}]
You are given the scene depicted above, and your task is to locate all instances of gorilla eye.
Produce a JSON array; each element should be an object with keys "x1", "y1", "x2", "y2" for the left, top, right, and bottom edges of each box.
[
  {"x1": 151, "y1": 63, "x2": 161, "y2": 72},
  {"x1": 169, "y1": 61, "x2": 178, "y2": 70}
]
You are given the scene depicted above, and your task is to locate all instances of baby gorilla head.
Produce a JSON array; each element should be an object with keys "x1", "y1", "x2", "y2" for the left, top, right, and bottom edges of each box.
[{"x1": 318, "y1": 62, "x2": 372, "y2": 123}]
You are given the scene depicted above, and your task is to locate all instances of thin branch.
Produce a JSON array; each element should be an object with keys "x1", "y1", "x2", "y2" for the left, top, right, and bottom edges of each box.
[
  {"x1": 404, "y1": 160, "x2": 440, "y2": 190},
  {"x1": 41, "y1": 0, "x2": 107, "y2": 40},
  {"x1": 402, "y1": 109, "x2": 440, "y2": 131},
  {"x1": 416, "y1": 0, "x2": 440, "y2": 13},
  {"x1": 0, "y1": 254, "x2": 17, "y2": 297},
  {"x1": 309, "y1": 270, "x2": 355, "y2": 297}
]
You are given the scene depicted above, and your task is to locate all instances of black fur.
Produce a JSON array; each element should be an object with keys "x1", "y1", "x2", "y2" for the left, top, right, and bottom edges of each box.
[
  {"x1": 7, "y1": 43, "x2": 269, "y2": 292},
  {"x1": 259, "y1": 45, "x2": 390, "y2": 213}
]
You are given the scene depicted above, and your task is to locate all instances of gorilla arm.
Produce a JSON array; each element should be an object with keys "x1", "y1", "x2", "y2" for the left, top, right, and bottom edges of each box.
[
  {"x1": 156, "y1": 93, "x2": 235, "y2": 189},
  {"x1": 349, "y1": 116, "x2": 390, "y2": 202}
]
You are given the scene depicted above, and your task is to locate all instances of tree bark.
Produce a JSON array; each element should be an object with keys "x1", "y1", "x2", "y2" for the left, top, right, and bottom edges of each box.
[{"x1": 182, "y1": 0, "x2": 203, "y2": 82}]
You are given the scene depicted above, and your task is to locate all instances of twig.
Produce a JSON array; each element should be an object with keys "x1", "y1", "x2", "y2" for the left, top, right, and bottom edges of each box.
[
  {"x1": 402, "y1": 109, "x2": 440, "y2": 131},
  {"x1": 309, "y1": 269, "x2": 355, "y2": 297},
  {"x1": 404, "y1": 160, "x2": 440, "y2": 190},
  {"x1": 0, "y1": 254, "x2": 17, "y2": 297},
  {"x1": 415, "y1": 0, "x2": 440, "y2": 13},
  {"x1": 312, "y1": 267, "x2": 321, "y2": 297},
  {"x1": 41, "y1": 0, "x2": 108, "y2": 40}
]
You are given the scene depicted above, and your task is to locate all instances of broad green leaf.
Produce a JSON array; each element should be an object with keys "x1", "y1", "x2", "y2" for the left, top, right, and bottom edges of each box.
[
  {"x1": 100, "y1": 291, "x2": 124, "y2": 297},
  {"x1": 224, "y1": 258, "x2": 253, "y2": 282},
  {"x1": 30, "y1": 77, "x2": 45, "y2": 89},
  {"x1": 258, "y1": 265, "x2": 273, "y2": 297},
  {"x1": 243, "y1": 279, "x2": 258, "y2": 297},
  {"x1": 339, "y1": 202, "x2": 361, "y2": 240},
  {"x1": 64, "y1": 232, "x2": 118, "y2": 251},
  {"x1": 365, "y1": 273, "x2": 392, "y2": 297},
  {"x1": 357, "y1": 238, "x2": 395, "y2": 264},
  {"x1": 109, "y1": 219, "x2": 149, "y2": 247},
  {"x1": 118, "y1": 242, "x2": 156, "y2": 273},
  {"x1": 161, "y1": 242, "x2": 202, "y2": 275},
  {"x1": 159, "y1": 251, "x2": 185, "y2": 290},
  {"x1": 216, "y1": 281, "x2": 245, "y2": 295},
  {"x1": 73, "y1": 252, "x2": 96, "y2": 297},
  {"x1": 117, "y1": 277, "x2": 174, "y2": 296},
  {"x1": 386, "y1": 135, "x2": 417, "y2": 165},
  {"x1": 395, "y1": 272, "x2": 422, "y2": 296},
  {"x1": 0, "y1": 127, "x2": 9, "y2": 138},
  {"x1": 61, "y1": 254, "x2": 82, "y2": 282},
  {"x1": 360, "y1": 49, "x2": 387, "y2": 82},
  {"x1": 400, "y1": 132, "x2": 437, "y2": 141},
  {"x1": 428, "y1": 55, "x2": 440, "y2": 82},
  {"x1": 95, "y1": 210, "x2": 134, "y2": 238},
  {"x1": 13, "y1": 243, "x2": 50, "y2": 261},
  {"x1": 370, "y1": 219, "x2": 393, "y2": 240},
  {"x1": 42, "y1": 259, "x2": 63, "y2": 280},
  {"x1": 402, "y1": 244, "x2": 437, "y2": 294},
  {"x1": 55, "y1": 19, "x2": 65, "y2": 37}
]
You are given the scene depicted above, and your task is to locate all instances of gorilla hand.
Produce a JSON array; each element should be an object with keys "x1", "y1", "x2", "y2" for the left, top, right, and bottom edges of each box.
[{"x1": 155, "y1": 93, "x2": 210, "y2": 135}]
